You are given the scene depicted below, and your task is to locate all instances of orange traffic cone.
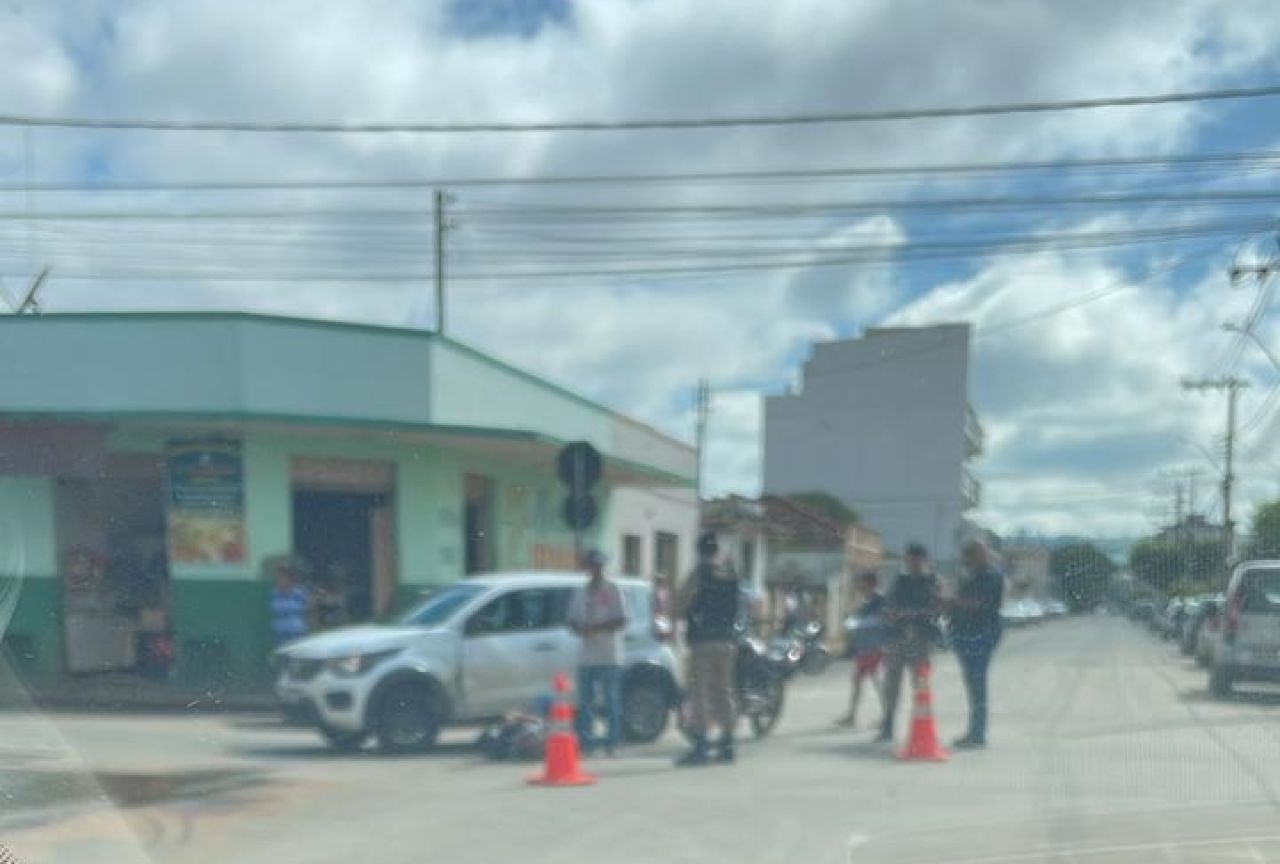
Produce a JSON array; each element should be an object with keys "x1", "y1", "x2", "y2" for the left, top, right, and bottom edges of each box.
[
  {"x1": 527, "y1": 672, "x2": 597, "y2": 787},
  {"x1": 897, "y1": 662, "x2": 949, "y2": 762}
]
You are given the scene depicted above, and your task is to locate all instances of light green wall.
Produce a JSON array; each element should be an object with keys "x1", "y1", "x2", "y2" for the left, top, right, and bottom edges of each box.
[
  {"x1": 101, "y1": 423, "x2": 599, "y2": 587},
  {"x1": 0, "y1": 476, "x2": 58, "y2": 577},
  {"x1": 0, "y1": 477, "x2": 61, "y2": 682},
  {"x1": 410, "y1": 446, "x2": 598, "y2": 583},
  {"x1": 430, "y1": 341, "x2": 613, "y2": 450}
]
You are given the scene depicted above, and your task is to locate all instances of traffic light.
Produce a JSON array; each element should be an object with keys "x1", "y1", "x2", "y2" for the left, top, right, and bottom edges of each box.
[{"x1": 557, "y1": 441, "x2": 602, "y2": 532}]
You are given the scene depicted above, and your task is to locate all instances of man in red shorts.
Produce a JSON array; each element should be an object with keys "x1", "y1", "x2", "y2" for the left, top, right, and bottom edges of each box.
[{"x1": 837, "y1": 571, "x2": 886, "y2": 727}]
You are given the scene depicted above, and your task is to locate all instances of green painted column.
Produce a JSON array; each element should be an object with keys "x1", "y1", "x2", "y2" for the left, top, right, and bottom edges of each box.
[
  {"x1": 0, "y1": 477, "x2": 61, "y2": 685},
  {"x1": 167, "y1": 432, "x2": 285, "y2": 691}
]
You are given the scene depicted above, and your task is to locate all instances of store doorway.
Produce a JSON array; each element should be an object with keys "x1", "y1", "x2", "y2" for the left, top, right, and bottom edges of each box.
[
  {"x1": 291, "y1": 458, "x2": 398, "y2": 627},
  {"x1": 464, "y1": 473, "x2": 495, "y2": 575},
  {"x1": 56, "y1": 459, "x2": 173, "y2": 678},
  {"x1": 293, "y1": 491, "x2": 394, "y2": 625}
]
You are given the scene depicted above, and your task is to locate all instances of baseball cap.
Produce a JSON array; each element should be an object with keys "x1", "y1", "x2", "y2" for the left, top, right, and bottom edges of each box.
[
  {"x1": 581, "y1": 548, "x2": 608, "y2": 567},
  {"x1": 904, "y1": 542, "x2": 929, "y2": 558}
]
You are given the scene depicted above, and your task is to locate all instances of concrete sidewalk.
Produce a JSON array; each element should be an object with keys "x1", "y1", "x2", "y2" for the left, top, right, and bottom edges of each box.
[{"x1": 1, "y1": 660, "x2": 277, "y2": 715}]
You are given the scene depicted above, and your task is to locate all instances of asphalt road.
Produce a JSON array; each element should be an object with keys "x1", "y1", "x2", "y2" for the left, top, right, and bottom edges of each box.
[{"x1": 4, "y1": 614, "x2": 1280, "y2": 864}]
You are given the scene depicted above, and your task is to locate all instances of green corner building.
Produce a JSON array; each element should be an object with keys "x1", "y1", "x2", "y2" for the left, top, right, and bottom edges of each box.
[{"x1": 0, "y1": 312, "x2": 696, "y2": 702}]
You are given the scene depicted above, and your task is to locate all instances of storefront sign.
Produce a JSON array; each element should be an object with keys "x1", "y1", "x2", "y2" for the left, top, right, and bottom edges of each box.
[
  {"x1": 165, "y1": 438, "x2": 246, "y2": 565},
  {"x1": 531, "y1": 543, "x2": 577, "y2": 570}
]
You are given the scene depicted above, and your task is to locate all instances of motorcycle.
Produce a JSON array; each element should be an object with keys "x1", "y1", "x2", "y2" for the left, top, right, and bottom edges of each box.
[
  {"x1": 768, "y1": 620, "x2": 832, "y2": 678},
  {"x1": 679, "y1": 630, "x2": 787, "y2": 739}
]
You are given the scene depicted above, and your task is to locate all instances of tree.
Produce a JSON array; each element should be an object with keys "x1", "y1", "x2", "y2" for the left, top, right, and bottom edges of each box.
[
  {"x1": 1247, "y1": 500, "x2": 1280, "y2": 558},
  {"x1": 785, "y1": 491, "x2": 858, "y2": 526},
  {"x1": 1128, "y1": 535, "x2": 1226, "y2": 595},
  {"x1": 1129, "y1": 538, "x2": 1181, "y2": 594},
  {"x1": 1049, "y1": 543, "x2": 1116, "y2": 611}
]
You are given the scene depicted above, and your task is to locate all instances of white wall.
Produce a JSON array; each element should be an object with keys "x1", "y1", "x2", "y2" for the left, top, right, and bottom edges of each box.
[
  {"x1": 716, "y1": 526, "x2": 768, "y2": 598},
  {"x1": 603, "y1": 487, "x2": 697, "y2": 580},
  {"x1": 764, "y1": 325, "x2": 974, "y2": 564}
]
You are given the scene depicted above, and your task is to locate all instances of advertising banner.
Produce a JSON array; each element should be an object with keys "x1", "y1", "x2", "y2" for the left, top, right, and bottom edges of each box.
[{"x1": 165, "y1": 438, "x2": 246, "y2": 565}]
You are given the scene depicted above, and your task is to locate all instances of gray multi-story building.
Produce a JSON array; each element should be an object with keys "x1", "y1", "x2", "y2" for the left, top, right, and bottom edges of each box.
[{"x1": 763, "y1": 324, "x2": 983, "y2": 567}]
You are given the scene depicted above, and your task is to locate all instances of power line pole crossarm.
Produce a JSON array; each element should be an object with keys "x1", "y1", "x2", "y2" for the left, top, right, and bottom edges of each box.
[{"x1": 1182, "y1": 376, "x2": 1250, "y2": 572}]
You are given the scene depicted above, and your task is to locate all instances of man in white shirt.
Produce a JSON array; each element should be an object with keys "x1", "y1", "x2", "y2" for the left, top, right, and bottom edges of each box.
[{"x1": 566, "y1": 549, "x2": 629, "y2": 755}]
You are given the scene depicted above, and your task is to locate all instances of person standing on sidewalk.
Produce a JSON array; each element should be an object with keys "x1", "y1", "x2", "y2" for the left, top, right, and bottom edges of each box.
[
  {"x1": 566, "y1": 549, "x2": 629, "y2": 756},
  {"x1": 269, "y1": 558, "x2": 311, "y2": 647},
  {"x1": 947, "y1": 539, "x2": 1004, "y2": 749},
  {"x1": 675, "y1": 531, "x2": 740, "y2": 766},
  {"x1": 837, "y1": 571, "x2": 886, "y2": 727},
  {"x1": 876, "y1": 543, "x2": 942, "y2": 743}
]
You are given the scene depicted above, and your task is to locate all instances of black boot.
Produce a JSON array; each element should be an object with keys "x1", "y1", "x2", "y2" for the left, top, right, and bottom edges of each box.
[
  {"x1": 676, "y1": 735, "x2": 709, "y2": 767},
  {"x1": 716, "y1": 734, "x2": 735, "y2": 763}
]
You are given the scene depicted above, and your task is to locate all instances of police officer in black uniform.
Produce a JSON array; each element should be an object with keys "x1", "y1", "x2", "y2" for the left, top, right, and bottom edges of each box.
[{"x1": 675, "y1": 531, "x2": 740, "y2": 765}]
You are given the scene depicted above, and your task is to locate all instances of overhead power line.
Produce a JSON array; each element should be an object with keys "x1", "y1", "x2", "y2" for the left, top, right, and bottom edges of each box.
[
  {"x1": 2, "y1": 83, "x2": 1279, "y2": 134},
  {"x1": 1, "y1": 219, "x2": 1257, "y2": 284},
  {"x1": 459, "y1": 190, "x2": 1280, "y2": 218},
  {"x1": 3, "y1": 148, "x2": 1280, "y2": 192},
  {"x1": 2, "y1": 190, "x2": 1278, "y2": 222}
]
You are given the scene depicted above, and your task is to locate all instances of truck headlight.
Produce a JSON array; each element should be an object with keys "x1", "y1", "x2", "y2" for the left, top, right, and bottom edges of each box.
[{"x1": 327, "y1": 649, "x2": 400, "y2": 677}]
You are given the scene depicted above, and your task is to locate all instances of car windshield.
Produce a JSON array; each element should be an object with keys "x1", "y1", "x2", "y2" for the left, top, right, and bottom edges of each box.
[{"x1": 395, "y1": 584, "x2": 488, "y2": 628}]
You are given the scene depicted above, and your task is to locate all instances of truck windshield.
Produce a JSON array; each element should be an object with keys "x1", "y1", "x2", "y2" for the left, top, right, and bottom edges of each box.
[{"x1": 395, "y1": 584, "x2": 487, "y2": 628}]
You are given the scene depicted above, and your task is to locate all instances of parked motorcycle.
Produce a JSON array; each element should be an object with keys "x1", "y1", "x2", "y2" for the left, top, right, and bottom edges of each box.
[
  {"x1": 768, "y1": 620, "x2": 832, "y2": 677},
  {"x1": 679, "y1": 631, "x2": 787, "y2": 739}
]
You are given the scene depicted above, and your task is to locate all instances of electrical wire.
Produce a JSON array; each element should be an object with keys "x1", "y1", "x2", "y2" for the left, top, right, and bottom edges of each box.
[
  {"x1": 2, "y1": 148, "x2": 1280, "y2": 192},
  {"x1": 0, "y1": 218, "x2": 1257, "y2": 285},
  {"x1": 5, "y1": 189, "x2": 1280, "y2": 223},
  {"x1": 457, "y1": 189, "x2": 1280, "y2": 218},
  {"x1": 3, "y1": 83, "x2": 1279, "y2": 133}
]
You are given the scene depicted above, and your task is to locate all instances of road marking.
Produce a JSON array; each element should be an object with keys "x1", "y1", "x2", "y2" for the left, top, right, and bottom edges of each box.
[
  {"x1": 844, "y1": 830, "x2": 870, "y2": 863},
  {"x1": 918, "y1": 835, "x2": 1280, "y2": 864}
]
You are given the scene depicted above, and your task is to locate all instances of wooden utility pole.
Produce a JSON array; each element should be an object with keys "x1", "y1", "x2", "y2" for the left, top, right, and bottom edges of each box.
[
  {"x1": 694, "y1": 379, "x2": 710, "y2": 516},
  {"x1": 434, "y1": 189, "x2": 447, "y2": 335},
  {"x1": 1182, "y1": 376, "x2": 1249, "y2": 570}
]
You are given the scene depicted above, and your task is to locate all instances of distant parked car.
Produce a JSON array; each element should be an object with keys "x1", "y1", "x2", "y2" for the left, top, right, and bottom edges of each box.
[
  {"x1": 1158, "y1": 598, "x2": 1187, "y2": 639},
  {"x1": 1043, "y1": 599, "x2": 1069, "y2": 617},
  {"x1": 1183, "y1": 595, "x2": 1222, "y2": 660},
  {"x1": 1129, "y1": 599, "x2": 1158, "y2": 625},
  {"x1": 1174, "y1": 599, "x2": 1201, "y2": 650},
  {"x1": 1206, "y1": 562, "x2": 1280, "y2": 698},
  {"x1": 1000, "y1": 599, "x2": 1042, "y2": 627},
  {"x1": 1196, "y1": 600, "x2": 1224, "y2": 668}
]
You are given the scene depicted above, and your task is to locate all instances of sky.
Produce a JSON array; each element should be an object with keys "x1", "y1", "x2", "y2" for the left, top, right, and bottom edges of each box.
[{"x1": 4, "y1": 0, "x2": 1280, "y2": 540}]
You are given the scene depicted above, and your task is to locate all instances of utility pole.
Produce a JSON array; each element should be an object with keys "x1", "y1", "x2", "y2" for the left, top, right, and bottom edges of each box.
[
  {"x1": 694, "y1": 379, "x2": 711, "y2": 515},
  {"x1": 1182, "y1": 376, "x2": 1249, "y2": 571},
  {"x1": 434, "y1": 189, "x2": 447, "y2": 336}
]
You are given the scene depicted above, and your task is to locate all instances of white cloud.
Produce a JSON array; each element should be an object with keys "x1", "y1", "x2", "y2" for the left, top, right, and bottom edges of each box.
[
  {"x1": 5, "y1": 0, "x2": 1280, "y2": 539},
  {"x1": 887, "y1": 242, "x2": 1280, "y2": 535}
]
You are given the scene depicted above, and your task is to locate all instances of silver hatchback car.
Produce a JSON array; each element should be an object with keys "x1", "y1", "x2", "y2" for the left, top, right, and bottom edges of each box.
[
  {"x1": 1206, "y1": 561, "x2": 1280, "y2": 697},
  {"x1": 274, "y1": 572, "x2": 682, "y2": 752}
]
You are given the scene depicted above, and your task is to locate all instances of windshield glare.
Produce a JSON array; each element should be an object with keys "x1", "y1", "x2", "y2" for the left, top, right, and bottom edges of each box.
[
  {"x1": 9, "y1": 5, "x2": 1280, "y2": 864},
  {"x1": 396, "y1": 584, "x2": 487, "y2": 628}
]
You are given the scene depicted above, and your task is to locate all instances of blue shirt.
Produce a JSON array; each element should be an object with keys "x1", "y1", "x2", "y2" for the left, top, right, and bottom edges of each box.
[{"x1": 271, "y1": 585, "x2": 310, "y2": 641}]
